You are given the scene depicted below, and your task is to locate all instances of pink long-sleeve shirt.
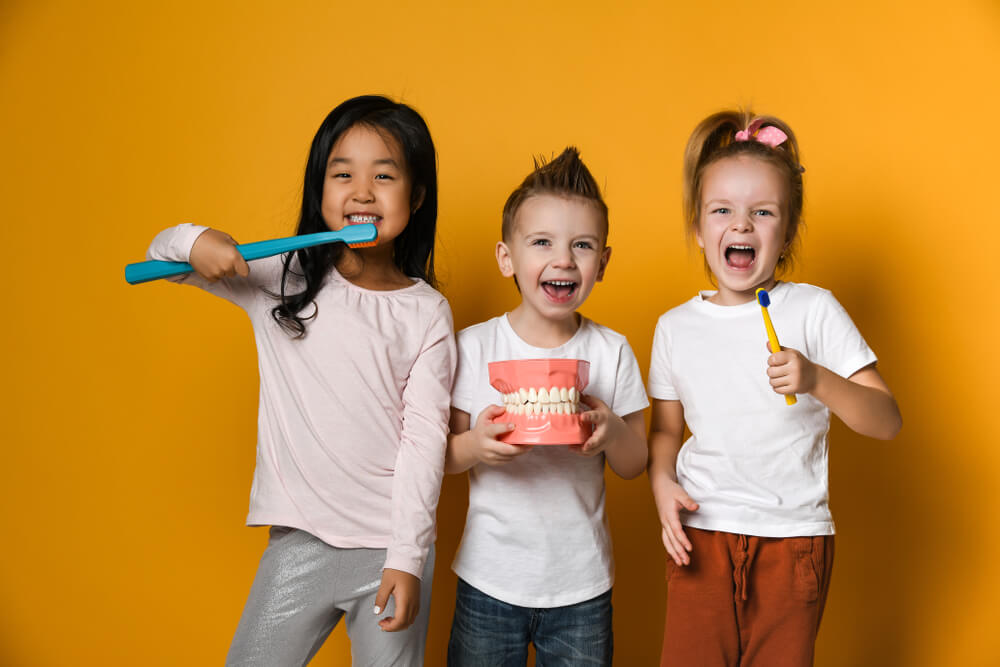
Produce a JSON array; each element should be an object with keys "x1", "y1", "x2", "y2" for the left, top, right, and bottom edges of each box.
[{"x1": 147, "y1": 224, "x2": 456, "y2": 576}]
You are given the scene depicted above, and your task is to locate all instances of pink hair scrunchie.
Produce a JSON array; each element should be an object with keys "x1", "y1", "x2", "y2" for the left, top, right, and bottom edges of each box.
[{"x1": 735, "y1": 119, "x2": 788, "y2": 148}]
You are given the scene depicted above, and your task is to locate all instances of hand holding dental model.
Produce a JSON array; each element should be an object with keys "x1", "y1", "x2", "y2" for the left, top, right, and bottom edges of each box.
[{"x1": 573, "y1": 395, "x2": 634, "y2": 457}]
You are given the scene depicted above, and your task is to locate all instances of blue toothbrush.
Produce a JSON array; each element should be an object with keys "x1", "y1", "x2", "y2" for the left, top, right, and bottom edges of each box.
[{"x1": 124, "y1": 223, "x2": 377, "y2": 285}]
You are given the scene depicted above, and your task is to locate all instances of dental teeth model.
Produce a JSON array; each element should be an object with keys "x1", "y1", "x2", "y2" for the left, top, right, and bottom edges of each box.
[
  {"x1": 487, "y1": 359, "x2": 591, "y2": 445},
  {"x1": 498, "y1": 386, "x2": 581, "y2": 415}
]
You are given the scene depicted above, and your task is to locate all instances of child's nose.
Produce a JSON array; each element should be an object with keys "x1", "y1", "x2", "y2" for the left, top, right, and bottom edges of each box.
[
  {"x1": 552, "y1": 248, "x2": 576, "y2": 268},
  {"x1": 352, "y1": 185, "x2": 375, "y2": 203},
  {"x1": 731, "y1": 215, "x2": 753, "y2": 232}
]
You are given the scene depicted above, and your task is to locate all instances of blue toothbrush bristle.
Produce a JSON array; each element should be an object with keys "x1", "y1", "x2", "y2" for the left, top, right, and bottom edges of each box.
[{"x1": 756, "y1": 289, "x2": 770, "y2": 307}]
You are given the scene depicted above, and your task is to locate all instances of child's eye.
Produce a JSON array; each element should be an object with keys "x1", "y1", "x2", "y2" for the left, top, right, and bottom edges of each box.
[
  {"x1": 573, "y1": 241, "x2": 594, "y2": 250},
  {"x1": 712, "y1": 207, "x2": 730, "y2": 215},
  {"x1": 754, "y1": 209, "x2": 775, "y2": 217},
  {"x1": 332, "y1": 172, "x2": 351, "y2": 179},
  {"x1": 531, "y1": 239, "x2": 551, "y2": 247},
  {"x1": 375, "y1": 174, "x2": 394, "y2": 181}
]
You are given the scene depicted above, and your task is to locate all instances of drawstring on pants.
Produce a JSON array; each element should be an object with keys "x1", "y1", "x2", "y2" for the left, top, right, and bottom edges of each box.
[{"x1": 733, "y1": 534, "x2": 750, "y2": 602}]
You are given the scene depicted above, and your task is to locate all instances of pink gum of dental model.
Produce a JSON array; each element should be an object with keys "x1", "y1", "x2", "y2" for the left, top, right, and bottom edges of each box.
[{"x1": 488, "y1": 359, "x2": 591, "y2": 445}]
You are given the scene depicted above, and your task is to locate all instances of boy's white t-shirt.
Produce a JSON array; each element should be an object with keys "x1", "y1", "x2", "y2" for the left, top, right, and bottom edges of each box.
[
  {"x1": 648, "y1": 281, "x2": 877, "y2": 537},
  {"x1": 451, "y1": 314, "x2": 649, "y2": 608}
]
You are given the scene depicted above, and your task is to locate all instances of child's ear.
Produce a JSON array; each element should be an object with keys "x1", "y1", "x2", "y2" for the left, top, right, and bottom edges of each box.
[
  {"x1": 596, "y1": 245, "x2": 612, "y2": 282},
  {"x1": 411, "y1": 186, "x2": 426, "y2": 214},
  {"x1": 496, "y1": 241, "x2": 515, "y2": 277}
]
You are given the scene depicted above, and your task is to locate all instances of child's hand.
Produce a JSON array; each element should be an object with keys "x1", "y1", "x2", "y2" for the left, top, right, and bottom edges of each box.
[
  {"x1": 189, "y1": 228, "x2": 250, "y2": 281},
  {"x1": 374, "y1": 568, "x2": 420, "y2": 632},
  {"x1": 657, "y1": 479, "x2": 699, "y2": 566},
  {"x1": 470, "y1": 405, "x2": 531, "y2": 465},
  {"x1": 766, "y1": 342, "x2": 817, "y2": 396},
  {"x1": 573, "y1": 395, "x2": 625, "y2": 457}
]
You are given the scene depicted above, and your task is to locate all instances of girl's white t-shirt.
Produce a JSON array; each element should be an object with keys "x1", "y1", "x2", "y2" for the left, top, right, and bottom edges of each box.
[
  {"x1": 146, "y1": 223, "x2": 456, "y2": 577},
  {"x1": 648, "y1": 281, "x2": 876, "y2": 537},
  {"x1": 451, "y1": 315, "x2": 649, "y2": 607}
]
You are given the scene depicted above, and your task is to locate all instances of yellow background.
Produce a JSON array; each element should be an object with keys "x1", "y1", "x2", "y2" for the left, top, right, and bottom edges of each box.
[{"x1": 2, "y1": 1, "x2": 998, "y2": 665}]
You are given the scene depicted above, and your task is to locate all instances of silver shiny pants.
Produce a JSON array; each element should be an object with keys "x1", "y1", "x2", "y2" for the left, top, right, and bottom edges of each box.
[{"x1": 225, "y1": 526, "x2": 434, "y2": 666}]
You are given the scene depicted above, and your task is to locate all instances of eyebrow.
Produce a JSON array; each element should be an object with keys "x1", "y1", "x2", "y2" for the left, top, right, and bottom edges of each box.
[{"x1": 328, "y1": 157, "x2": 400, "y2": 167}]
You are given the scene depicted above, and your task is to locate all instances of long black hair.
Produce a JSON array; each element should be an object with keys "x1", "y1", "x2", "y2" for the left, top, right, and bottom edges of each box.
[{"x1": 270, "y1": 95, "x2": 439, "y2": 337}]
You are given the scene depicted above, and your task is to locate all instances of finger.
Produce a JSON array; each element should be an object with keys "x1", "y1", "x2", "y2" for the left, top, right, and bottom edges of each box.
[
  {"x1": 482, "y1": 404, "x2": 508, "y2": 420},
  {"x1": 485, "y1": 422, "x2": 516, "y2": 438},
  {"x1": 661, "y1": 526, "x2": 684, "y2": 566},
  {"x1": 236, "y1": 257, "x2": 250, "y2": 277},
  {"x1": 669, "y1": 515, "x2": 693, "y2": 554},
  {"x1": 680, "y1": 495, "x2": 700, "y2": 512},
  {"x1": 379, "y1": 592, "x2": 412, "y2": 632},
  {"x1": 373, "y1": 577, "x2": 393, "y2": 617},
  {"x1": 579, "y1": 394, "x2": 606, "y2": 410}
]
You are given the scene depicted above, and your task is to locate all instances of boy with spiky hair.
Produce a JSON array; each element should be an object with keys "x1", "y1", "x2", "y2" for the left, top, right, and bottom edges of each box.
[{"x1": 445, "y1": 148, "x2": 649, "y2": 665}]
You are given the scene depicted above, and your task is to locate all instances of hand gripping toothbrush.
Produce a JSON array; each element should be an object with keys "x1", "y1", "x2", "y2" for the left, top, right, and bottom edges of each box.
[
  {"x1": 755, "y1": 288, "x2": 797, "y2": 406},
  {"x1": 124, "y1": 223, "x2": 378, "y2": 285}
]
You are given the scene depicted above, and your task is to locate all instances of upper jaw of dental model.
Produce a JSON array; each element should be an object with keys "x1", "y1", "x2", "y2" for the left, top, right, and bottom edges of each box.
[{"x1": 501, "y1": 386, "x2": 581, "y2": 415}]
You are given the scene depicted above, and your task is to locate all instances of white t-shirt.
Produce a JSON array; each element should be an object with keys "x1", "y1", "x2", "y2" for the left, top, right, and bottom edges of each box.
[
  {"x1": 451, "y1": 314, "x2": 649, "y2": 607},
  {"x1": 648, "y1": 282, "x2": 876, "y2": 537}
]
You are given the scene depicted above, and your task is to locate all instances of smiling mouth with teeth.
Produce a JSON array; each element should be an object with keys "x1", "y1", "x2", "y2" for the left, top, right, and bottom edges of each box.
[
  {"x1": 346, "y1": 214, "x2": 381, "y2": 224},
  {"x1": 488, "y1": 359, "x2": 591, "y2": 445},
  {"x1": 541, "y1": 280, "x2": 578, "y2": 301},
  {"x1": 724, "y1": 244, "x2": 756, "y2": 269}
]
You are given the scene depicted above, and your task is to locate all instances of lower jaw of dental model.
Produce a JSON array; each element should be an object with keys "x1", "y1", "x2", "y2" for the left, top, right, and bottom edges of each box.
[{"x1": 487, "y1": 359, "x2": 591, "y2": 445}]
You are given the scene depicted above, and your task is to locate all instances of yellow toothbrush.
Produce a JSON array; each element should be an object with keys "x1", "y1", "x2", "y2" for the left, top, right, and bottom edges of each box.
[{"x1": 755, "y1": 288, "x2": 796, "y2": 406}]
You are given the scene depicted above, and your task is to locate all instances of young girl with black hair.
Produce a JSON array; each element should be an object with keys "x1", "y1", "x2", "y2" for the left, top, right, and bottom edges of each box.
[
  {"x1": 648, "y1": 110, "x2": 902, "y2": 666},
  {"x1": 144, "y1": 95, "x2": 455, "y2": 665}
]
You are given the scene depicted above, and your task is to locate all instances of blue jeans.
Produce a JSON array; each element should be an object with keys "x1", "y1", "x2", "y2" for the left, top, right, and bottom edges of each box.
[{"x1": 447, "y1": 578, "x2": 613, "y2": 666}]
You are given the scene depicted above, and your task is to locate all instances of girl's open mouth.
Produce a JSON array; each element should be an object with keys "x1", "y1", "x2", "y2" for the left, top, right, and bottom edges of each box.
[
  {"x1": 725, "y1": 244, "x2": 755, "y2": 269},
  {"x1": 541, "y1": 280, "x2": 578, "y2": 302},
  {"x1": 346, "y1": 214, "x2": 381, "y2": 225}
]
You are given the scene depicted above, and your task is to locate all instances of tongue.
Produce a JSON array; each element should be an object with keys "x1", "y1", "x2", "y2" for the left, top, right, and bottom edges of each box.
[
  {"x1": 543, "y1": 283, "x2": 573, "y2": 299},
  {"x1": 727, "y1": 249, "x2": 754, "y2": 269}
]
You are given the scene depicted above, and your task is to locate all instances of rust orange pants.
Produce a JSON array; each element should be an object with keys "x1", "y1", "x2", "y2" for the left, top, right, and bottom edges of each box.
[{"x1": 660, "y1": 527, "x2": 834, "y2": 667}]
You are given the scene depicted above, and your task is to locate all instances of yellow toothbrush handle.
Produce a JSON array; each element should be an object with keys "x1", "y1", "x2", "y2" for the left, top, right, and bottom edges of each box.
[{"x1": 761, "y1": 308, "x2": 797, "y2": 406}]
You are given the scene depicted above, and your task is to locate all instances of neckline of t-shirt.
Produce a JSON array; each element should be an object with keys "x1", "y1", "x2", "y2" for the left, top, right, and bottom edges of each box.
[
  {"x1": 500, "y1": 313, "x2": 589, "y2": 353},
  {"x1": 692, "y1": 281, "x2": 792, "y2": 317},
  {"x1": 329, "y1": 265, "x2": 426, "y2": 295}
]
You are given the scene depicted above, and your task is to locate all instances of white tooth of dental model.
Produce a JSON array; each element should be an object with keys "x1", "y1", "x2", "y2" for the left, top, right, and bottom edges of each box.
[
  {"x1": 538, "y1": 387, "x2": 550, "y2": 404},
  {"x1": 560, "y1": 387, "x2": 569, "y2": 402},
  {"x1": 519, "y1": 388, "x2": 528, "y2": 403},
  {"x1": 528, "y1": 387, "x2": 538, "y2": 403},
  {"x1": 550, "y1": 386, "x2": 559, "y2": 402},
  {"x1": 568, "y1": 387, "x2": 578, "y2": 403}
]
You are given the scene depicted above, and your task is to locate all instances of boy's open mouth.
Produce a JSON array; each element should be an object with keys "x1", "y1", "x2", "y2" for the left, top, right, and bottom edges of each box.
[
  {"x1": 541, "y1": 280, "x2": 578, "y2": 301},
  {"x1": 725, "y1": 244, "x2": 756, "y2": 269}
]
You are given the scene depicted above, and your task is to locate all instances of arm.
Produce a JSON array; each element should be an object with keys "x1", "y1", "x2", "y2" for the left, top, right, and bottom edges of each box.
[
  {"x1": 574, "y1": 398, "x2": 647, "y2": 479},
  {"x1": 380, "y1": 301, "x2": 456, "y2": 630},
  {"x1": 766, "y1": 345, "x2": 902, "y2": 440},
  {"x1": 145, "y1": 224, "x2": 255, "y2": 306},
  {"x1": 648, "y1": 399, "x2": 699, "y2": 566},
  {"x1": 444, "y1": 406, "x2": 526, "y2": 474}
]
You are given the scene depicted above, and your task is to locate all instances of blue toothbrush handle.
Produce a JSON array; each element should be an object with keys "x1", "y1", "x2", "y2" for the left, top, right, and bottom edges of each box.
[{"x1": 125, "y1": 224, "x2": 377, "y2": 284}]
